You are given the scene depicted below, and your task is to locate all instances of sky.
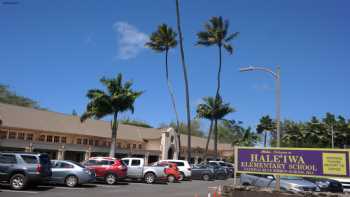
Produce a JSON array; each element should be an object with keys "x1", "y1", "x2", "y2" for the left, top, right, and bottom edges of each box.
[{"x1": 1, "y1": 0, "x2": 349, "y2": 132}]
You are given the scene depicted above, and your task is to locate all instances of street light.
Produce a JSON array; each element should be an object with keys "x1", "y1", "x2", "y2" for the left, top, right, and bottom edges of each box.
[
  {"x1": 311, "y1": 122, "x2": 335, "y2": 148},
  {"x1": 239, "y1": 65, "x2": 281, "y2": 191},
  {"x1": 239, "y1": 65, "x2": 281, "y2": 147}
]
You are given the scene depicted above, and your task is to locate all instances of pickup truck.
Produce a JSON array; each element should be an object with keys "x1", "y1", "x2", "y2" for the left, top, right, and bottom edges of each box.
[{"x1": 121, "y1": 158, "x2": 167, "y2": 184}]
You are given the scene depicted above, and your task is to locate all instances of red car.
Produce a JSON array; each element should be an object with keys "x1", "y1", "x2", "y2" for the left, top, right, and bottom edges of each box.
[
  {"x1": 82, "y1": 157, "x2": 127, "y2": 185},
  {"x1": 157, "y1": 162, "x2": 181, "y2": 183}
]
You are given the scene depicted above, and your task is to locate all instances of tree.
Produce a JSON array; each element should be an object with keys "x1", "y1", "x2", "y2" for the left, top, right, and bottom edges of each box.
[
  {"x1": 146, "y1": 24, "x2": 181, "y2": 156},
  {"x1": 0, "y1": 84, "x2": 44, "y2": 110},
  {"x1": 256, "y1": 115, "x2": 275, "y2": 147},
  {"x1": 218, "y1": 120, "x2": 259, "y2": 146},
  {"x1": 196, "y1": 96, "x2": 215, "y2": 160},
  {"x1": 119, "y1": 118, "x2": 153, "y2": 128},
  {"x1": 196, "y1": 16, "x2": 239, "y2": 99},
  {"x1": 196, "y1": 96, "x2": 234, "y2": 160},
  {"x1": 80, "y1": 74, "x2": 142, "y2": 157},
  {"x1": 281, "y1": 113, "x2": 350, "y2": 148},
  {"x1": 160, "y1": 119, "x2": 205, "y2": 137},
  {"x1": 175, "y1": 0, "x2": 192, "y2": 161}
]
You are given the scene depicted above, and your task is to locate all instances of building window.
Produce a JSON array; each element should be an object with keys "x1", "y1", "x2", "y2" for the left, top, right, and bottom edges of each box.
[
  {"x1": 133, "y1": 144, "x2": 136, "y2": 149},
  {"x1": 107, "y1": 141, "x2": 111, "y2": 147},
  {"x1": 61, "y1": 137, "x2": 66, "y2": 143},
  {"x1": 127, "y1": 144, "x2": 131, "y2": 149},
  {"x1": 46, "y1": 136, "x2": 53, "y2": 142},
  {"x1": 117, "y1": 143, "x2": 121, "y2": 148},
  {"x1": 26, "y1": 133, "x2": 33, "y2": 141},
  {"x1": 94, "y1": 140, "x2": 99, "y2": 146},
  {"x1": 18, "y1": 132, "x2": 25, "y2": 140},
  {"x1": 77, "y1": 138, "x2": 82, "y2": 144},
  {"x1": 9, "y1": 132, "x2": 16, "y2": 139},
  {"x1": 101, "y1": 141, "x2": 106, "y2": 147},
  {"x1": 89, "y1": 139, "x2": 93, "y2": 145},
  {"x1": 0, "y1": 131, "x2": 7, "y2": 139},
  {"x1": 39, "y1": 135, "x2": 45, "y2": 141},
  {"x1": 83, "y1": 139, "x2": 88, "y2": 145},
  {"x1": 138, "y1": 144, "x2": 142, "y2": 149},
  {"x1": 54, "y1": 136, "x2": 60, "y2": 143}
]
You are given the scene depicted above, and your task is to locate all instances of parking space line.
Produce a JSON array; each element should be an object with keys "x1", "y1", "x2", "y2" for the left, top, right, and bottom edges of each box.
[
  {"x1": 38, "y1": 186, "x2": 86, "y2": 190},
  {"x1": 93, "y1": 184, "x2": 122, "y2": 188},
  {"x1": 0, "y1": 189, "x2": 39, "y2": 194}
]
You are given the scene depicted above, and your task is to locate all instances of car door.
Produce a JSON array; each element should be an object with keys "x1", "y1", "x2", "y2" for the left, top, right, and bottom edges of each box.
[
  {"x1": 51, "y1": 161, "x2": 72, "y2": 183},
  {"x1": 84, "y1": 159, "x2": 102, "y2": 177},
  {"x1": 255, "y1": 175, "x2": 274, "y2": 187},
  {"x1": 190, "y1": 165, "x2": 200, "y2": 179},
  {"x1": 0, "y1": 154, "x2": 17, "y2": 181},
  {"x1": 128, "y1": 159, "x2": 143, "y2": 178}
]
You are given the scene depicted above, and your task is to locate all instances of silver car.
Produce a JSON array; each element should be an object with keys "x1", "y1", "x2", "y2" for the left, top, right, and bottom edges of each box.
[
  {"x1": 50, "y1": 160, "x2": 95, "y2": 187},
  {"x1": 240, "y1": 174, "x2": 320, "y2": 192}
]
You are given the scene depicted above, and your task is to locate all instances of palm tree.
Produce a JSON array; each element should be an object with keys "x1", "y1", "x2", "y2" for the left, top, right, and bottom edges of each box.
[
  {"x1": 80, "y1": 74, "x2": 142, "y2": 157},
  {"x1": 146, "y1": 24, "x2": 181, "y2": 157},
  {"x1": 196, "y1": 16, "x2": 239, "y2": 99},
  {"x1": 257, "y1": 115, "x2": 275, "y2": 147},
  {"x1": 196, "y1": 96, "x2": 234, "y2": 160},
  {"x1": 196, "y1": 97, "x2": 215, "y2": 161},
  {"x1": 175, "y1": 0, "x2": 192, "y2": 161}
]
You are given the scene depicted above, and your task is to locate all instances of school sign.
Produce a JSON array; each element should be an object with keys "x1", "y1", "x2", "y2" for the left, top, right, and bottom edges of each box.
[{"x1": 236, "y1": 147, "x2": 350, "y2": 178}]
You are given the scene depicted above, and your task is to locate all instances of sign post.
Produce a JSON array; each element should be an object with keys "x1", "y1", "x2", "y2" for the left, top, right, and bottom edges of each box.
[{"x1": 233, "y1": 146, "x2": 238, "y2": 185}]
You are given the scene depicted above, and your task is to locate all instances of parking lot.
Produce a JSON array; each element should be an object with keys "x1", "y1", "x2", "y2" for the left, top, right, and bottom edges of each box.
[{"x1": 0, "y1": 179, "x2": 234, "y2": 197}]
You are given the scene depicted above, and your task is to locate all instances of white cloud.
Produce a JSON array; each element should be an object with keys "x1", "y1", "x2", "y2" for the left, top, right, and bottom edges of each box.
[{"x1": 113, "y1": 22, "x2": 149, "y2": 60}]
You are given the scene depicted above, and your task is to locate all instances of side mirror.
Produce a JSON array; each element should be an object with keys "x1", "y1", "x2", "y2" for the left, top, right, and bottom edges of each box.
[{"x1": 267, "y1": 176, "x2": 274, "y2": 180}]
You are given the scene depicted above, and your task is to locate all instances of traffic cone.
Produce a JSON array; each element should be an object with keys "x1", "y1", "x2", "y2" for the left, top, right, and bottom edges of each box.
[{"x1": 217, "y1": 185, "x2": 222, "y2": 197}]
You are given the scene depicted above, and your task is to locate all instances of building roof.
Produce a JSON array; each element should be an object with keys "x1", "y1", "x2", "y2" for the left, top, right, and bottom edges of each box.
[
  {"x1": 0, "y1": 103, "x2": 233, "y2": 150},
  {"x1": 0, "y1": 103, "x2": 162, "y2": 142}
]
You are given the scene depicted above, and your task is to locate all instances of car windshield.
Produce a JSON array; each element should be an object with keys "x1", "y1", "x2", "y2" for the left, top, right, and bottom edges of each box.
[{"x1": 280, "y1": 176, "x2": 303, "y2": 180}]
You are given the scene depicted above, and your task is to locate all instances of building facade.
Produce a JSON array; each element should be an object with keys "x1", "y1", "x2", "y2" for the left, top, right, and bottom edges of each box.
[{"x1": 0, "y1": 103, "x2": 233, "y2": 164}]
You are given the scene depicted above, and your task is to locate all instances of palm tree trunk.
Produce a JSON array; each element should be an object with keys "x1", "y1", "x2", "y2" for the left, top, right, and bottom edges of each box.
[
  {"x1": 175, "y1": 0, "x2": 192, "y2": 162},
  {"x1": 264, "y1": 131, "x2": 267, "y2": 147},
  {"x1": 214, "y1": 119, "x2": 218, "y2": 160},
  {"x1": 213, "y1": 45, "x2": 222, "y2": 161},
  {"x1": 110, "y1": 112, "x2": 119, "y2": 157},
  {"x1": 203, "y1": 120, "x2": 213, "y2": 161},
  {"x1": 216, "y1": 45, "x2": 222, "y2": 98},
  {"x1": 165, "y1": 49, "x2": 181, "y2": 158}
]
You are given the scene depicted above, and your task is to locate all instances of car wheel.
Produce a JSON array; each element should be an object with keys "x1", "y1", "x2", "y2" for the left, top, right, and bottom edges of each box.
[
  {"x1": 202, "y1": 174, "x2": 210, "y2": 181},
  {"x1": 178, "y1": 172, "x2": 185, "y2": 181},
  {"x1": 65, "y1": 175, "x2": 78, "y2": 187},
  {"x1": 167, "y1": 175, "x2": 175, "y2": 183},
  {"x1": 144, "y1": 173, "x2": 155, "y2": 184},
  {"x1": 10, "y1": 174, "x2": 26, "y2": 190},
  {"x1": 105, "y1": 174, "x2": 117, "y2": 185},
  {"x1": 217, "y1": 174, "x2": 226, "y2": 180}
]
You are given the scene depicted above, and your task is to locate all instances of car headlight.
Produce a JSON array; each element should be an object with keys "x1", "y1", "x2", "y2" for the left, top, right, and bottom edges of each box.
[{"x1": 316, "y1": 181, "x2": 330, "y2": 188}]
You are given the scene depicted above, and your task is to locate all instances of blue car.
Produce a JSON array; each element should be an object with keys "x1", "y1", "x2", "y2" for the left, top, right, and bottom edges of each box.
[{"x1": 50, "y1": 160, "x2": 95, "y2": 187}]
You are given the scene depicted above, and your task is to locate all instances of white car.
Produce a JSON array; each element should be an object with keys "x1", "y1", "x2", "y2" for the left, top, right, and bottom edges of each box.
[{"x1": 158, "y1": 159, "x2": 191, "y2": 180}]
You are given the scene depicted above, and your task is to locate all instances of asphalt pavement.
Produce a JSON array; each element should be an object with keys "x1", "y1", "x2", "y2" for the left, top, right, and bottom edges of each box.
[{"x1": 0, "y1": 179, "x2": 235, "y2": 197}]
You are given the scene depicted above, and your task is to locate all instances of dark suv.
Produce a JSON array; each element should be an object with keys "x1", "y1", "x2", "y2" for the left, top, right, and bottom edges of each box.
[{"x1": 0, "y1": 152, "x2": 52, "y2": 190}]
